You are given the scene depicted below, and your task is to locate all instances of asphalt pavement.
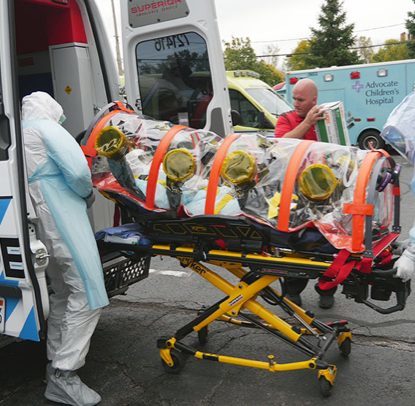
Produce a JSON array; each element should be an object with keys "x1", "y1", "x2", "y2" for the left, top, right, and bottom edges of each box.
[{"x1": 1, "y1": 157, "x2": 414, "y2": 406}]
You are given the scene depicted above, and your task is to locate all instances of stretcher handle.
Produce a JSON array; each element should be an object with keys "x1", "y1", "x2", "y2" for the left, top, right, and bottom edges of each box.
[
  {"x1": 362, "y1": 284, "x2": 410, "y2": 314},
  {"x1": 277, "y1": 140, "x2": 314, "y2": 231},
  {"x1": 146, "y1": 125, "x2": 188, "y2": 210},
  {"x1": 205, "y1": 133, "x2": 240, "y2": 215}
]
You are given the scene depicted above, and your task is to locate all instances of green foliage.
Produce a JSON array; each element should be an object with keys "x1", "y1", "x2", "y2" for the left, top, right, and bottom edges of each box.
[
  {"x1": 372, "y1": 39, "x2": 410, "y2": 62},
  {"x1": 406, "y1": 0, "x2": 415, "y2": 58},
  {"x1": 286, "y1": 40, "x2": 312, "y2": 70},
  {"x1": 223, "y1": 37, "x2": 284, "y2": 85},
  {"x1": 255, "y1": 61, "x2": 284, "y2": 85},
  {"x1": 307, "y1": 0, "x2": 361, "y2": 67},
  {"x1": 224, "y1": 37, "x2": 258, "y2": 71}
]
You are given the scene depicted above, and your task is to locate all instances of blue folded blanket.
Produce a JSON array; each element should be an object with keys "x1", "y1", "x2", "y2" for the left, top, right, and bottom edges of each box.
[{"x1": 95, "y1": 223, "x2": 152, "y2": 247}]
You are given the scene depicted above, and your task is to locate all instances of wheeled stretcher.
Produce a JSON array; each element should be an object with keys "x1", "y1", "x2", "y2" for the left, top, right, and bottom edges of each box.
[{"x1": 82, "y1": 102, "x2": 411, "y2": 397}]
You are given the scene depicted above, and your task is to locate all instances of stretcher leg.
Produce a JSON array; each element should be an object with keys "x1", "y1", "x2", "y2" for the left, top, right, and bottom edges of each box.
[{"x1": 157, "y1": 257, "x2": 351, "y2": 397}]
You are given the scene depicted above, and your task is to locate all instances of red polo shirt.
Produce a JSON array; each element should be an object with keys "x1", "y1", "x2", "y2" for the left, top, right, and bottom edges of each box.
[{"x1": 275, "y1": 110, "x2": 317, "y2": 141}]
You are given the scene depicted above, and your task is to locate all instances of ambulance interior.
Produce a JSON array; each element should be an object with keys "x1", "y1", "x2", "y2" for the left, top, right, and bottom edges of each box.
[
  {"x1": 14, "y1": 0, "x2": 110, "y2": 139},
  {"x1": 14, "y1": 0, "x2": 117, "y2": 231}
]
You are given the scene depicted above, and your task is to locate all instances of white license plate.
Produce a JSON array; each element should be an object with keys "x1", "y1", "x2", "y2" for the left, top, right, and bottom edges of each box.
[{"x1": 0, "y1": 297, "x2": 5, "y2": 333}]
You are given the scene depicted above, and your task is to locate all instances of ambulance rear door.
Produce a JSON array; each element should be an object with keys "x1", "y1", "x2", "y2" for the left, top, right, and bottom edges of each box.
[
  {"x1": 0, "y1": 0, "x2": 49, "y2": 342},
  {"x1": 120, "y1": 0, "x2": 232, "y2": 137}
]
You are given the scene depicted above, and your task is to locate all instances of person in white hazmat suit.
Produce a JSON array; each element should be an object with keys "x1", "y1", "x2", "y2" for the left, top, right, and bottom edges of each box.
[
  {"x1": 22, "y1": 92, "x2": 109, "y2": 406},
  {"x1": 394, "y1": 176, "x2": 415, "y2": 282},
  {"x1": 381, "y1": 91, "x2": 415, "y2": 283}
]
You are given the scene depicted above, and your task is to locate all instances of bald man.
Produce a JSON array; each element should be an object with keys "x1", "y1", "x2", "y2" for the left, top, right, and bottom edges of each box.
[
  {"x1": 275, "y1": 78, "x2": 323, "y2": 140},
  {"x1": 275, "y1": 78, "x2": 336, "y2": 309}
]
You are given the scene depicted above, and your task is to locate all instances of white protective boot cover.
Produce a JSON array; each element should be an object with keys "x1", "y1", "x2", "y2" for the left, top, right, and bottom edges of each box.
[{"x1": 45, "y1": 369, "x2": 101, "y2": 406}]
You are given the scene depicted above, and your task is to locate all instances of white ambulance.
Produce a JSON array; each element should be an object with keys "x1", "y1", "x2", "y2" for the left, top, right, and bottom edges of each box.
[{"x1": 0, "y1": 0, "x2": 231, "y2": 342}]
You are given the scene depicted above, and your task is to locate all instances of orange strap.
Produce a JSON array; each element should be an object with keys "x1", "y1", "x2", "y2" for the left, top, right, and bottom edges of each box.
[
  {"x1": 343, "y1": 202, "x2": 374, "y2": 216},
  {"x1": 277, "y1": 140, "x2": 314, "y2": 231},
  {"x1": 145, "y1": 125, "x2": 187, "y2": 210},
  {"x1": 347, "y1": 151, "x2": 382, "y2": 252},
  {"x1": 204, "y1": 133, "x2": 240, "y2": 215}
]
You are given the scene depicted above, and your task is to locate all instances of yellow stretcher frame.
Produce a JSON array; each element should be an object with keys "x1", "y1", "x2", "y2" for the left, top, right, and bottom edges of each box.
[{"x1": 150, "y1": 244, "x2": 352, "y2": 398}]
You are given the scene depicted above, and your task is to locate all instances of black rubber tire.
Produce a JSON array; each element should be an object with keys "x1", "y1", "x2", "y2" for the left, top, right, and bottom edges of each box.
[
  {"x1": 161, "y1": 349, "x2": 186, "y2": 374},
  {"x1": 197, "y1": 326, "x2": 208, "y2": 345},
  {"x1": 339, "y1": 337, "x2": 352, "y2": 357},
  {"x1": 358, "y1": 130, "x2": 385, "y2": 150},
  {"x1": 319, "y1": 377, "x2": 333, "y2": 398}
]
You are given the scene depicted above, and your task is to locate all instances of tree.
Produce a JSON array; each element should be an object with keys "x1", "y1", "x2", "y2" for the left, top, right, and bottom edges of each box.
[
  {"x1": 357, "y1": 36, "x2": 374, "y2": 64},
  {"x1": 286, "y1": 40, "x2": 312, "y2": 70},
  {"x1": 255, "y1": 61, "x2": 284, "y2": 85},
  {"x1": 307, "y1": 0, "x2": 361, "y2": 67},
  {"x1": 372, "y1": 39, "x2": 410, "y2": 62},
  {"x1": 223, "y1": 37, "x2": 284, "y2": 85},
  {"x1": 406, "y1": 0, "x2": 415, "y2": 58},
  {"x1": 223, "y1": 37, "x2": 258, "y2": 71}
]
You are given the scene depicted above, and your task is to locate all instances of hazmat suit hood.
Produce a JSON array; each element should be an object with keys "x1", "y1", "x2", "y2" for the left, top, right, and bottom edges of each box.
[{"x1": 22, "y1": 91, "x2": 64, "y2": 123}]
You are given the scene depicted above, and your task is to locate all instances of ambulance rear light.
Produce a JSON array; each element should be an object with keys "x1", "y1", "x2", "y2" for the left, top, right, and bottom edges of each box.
[
  {"x1": 289, "y1": 77, "x2": 298, "y2": 85},
  {"x1": 323, "y1": 73, "x2": 334, "y2": 82},
  {"x1": 350, "y1": 71, "x2": 360, "y2": 80},
  {"x1": 367, "y1": 118, "x2": 375, "y2": 122},
  {"x1": 377, "y1": 69, "x2": 388, "y2": 77}
]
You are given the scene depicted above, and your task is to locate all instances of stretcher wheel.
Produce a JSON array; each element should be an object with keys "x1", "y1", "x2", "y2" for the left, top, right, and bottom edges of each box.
[
  {"x1": 197, "y1": 327, "x2": 208, "y2": 345},
  {"x1": 339, "y1": 338, "x2": 352, "y2": 357},
  {"x1": 319, "y1": 377, "x2": 332, "y2": 398},
  {"x1": 161, "y1": 349, "x2": 186, "y2": 374}
]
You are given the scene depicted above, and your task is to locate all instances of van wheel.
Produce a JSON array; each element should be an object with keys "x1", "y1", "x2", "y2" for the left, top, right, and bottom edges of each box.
[{"x1": 358, "y1": 130, "x2": 385, "y2": 150}]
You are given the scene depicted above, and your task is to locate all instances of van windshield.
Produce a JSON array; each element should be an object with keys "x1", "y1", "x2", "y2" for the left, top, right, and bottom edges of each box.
[{"x1": 245, "y1": 88, "x2": 291, "y2": 117}]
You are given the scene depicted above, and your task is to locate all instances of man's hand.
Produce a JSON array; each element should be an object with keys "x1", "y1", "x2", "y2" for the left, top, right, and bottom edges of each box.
[
  {"x1": 85, "y1": 191, "x2": 95, "y2": 209},
  {"x1": 304, "y1": 105, "x2": 325, "y2": 127}
]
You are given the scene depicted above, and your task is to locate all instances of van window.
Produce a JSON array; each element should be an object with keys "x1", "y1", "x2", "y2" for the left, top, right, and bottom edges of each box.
[
  {"x1": 245, "y1": 88, "x2": 291, "y2": 117},
  {"x1": 135, "y1": 32, "x2": 213, "y2": 128},
  {"x1": 229, "y1": 89, "x2": 264, "y2": 128}
]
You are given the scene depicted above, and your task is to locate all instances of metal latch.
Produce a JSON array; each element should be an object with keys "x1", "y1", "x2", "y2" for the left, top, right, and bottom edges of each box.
[{"x1": 35, "y1": 248, "x2": 50, "y2": 266}]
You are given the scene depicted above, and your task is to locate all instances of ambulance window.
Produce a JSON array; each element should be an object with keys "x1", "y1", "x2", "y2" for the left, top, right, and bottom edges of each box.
[
  {"x1": 229, "y1": 89, "x2": 262, "y2": 128},
  {"x1": 135, "y1": 32, "x2": 213, "y2": 128}
]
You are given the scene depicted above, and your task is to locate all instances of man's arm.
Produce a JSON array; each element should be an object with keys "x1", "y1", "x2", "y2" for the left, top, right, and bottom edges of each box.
[
  {"x1": 276, "y1": 106, "x2": 323, "y2": 139},
  {"x1": 279, "y1": 119, "x2": 314, "y2": 139}
]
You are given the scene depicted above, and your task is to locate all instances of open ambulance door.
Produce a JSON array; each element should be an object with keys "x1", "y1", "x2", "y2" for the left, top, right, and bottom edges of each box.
[
  {"x1": 0, "y1": 0, "x2": 120, "y2": 342},
  {"x1": 120, "y1": 0, "x2": 232, "y2": 137},
  {"x1": 0, "y1": 0, "x2": 50, "y2": 342}
]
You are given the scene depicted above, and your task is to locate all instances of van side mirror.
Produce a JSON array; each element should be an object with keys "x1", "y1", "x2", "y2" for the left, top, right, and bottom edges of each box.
[{"x1": 231, "y1": 110, "x2": 242, "y2": 126}]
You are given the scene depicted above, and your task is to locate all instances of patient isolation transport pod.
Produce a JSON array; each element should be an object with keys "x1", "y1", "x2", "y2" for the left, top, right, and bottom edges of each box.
[{"x1": 85, "y1": 102, "x2": 400, "y2": 255}]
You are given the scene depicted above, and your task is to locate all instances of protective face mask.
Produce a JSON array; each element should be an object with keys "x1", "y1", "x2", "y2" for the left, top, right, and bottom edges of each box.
[{"x1": 58, "y1": 114, "x2": 67, "y2": 125}]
